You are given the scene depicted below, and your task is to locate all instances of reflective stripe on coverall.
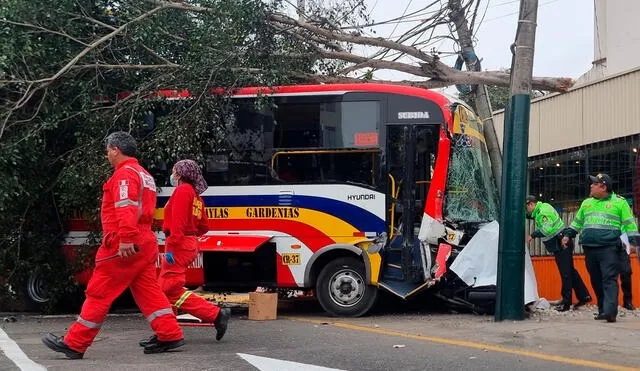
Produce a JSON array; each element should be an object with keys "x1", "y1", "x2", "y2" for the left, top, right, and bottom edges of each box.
[{"x1": 158, "y1": 183, "x2": 220, "y2": 322}]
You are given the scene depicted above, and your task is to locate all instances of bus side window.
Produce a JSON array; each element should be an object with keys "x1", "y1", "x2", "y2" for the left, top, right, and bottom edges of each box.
[
  {"x1": 273, "y1": 103, "x2": 322, "y2": 148},
  {"x1": 276, "y1": 156, "x2": 298, "y2": 182},
  {"x1": 272, "y1": 151, "x2": 379, "y2": 186}
]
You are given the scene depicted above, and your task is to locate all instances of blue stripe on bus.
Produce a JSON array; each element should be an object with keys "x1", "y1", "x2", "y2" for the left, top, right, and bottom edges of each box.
[{"x1": 157, "y1": 194, "x2": 386, "y2": 232}]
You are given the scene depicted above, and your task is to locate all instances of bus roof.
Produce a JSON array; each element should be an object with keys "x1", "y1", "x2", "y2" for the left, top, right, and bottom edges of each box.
[
  {"x1": 116, "y1": 83, "x2": 452, "y2": 108},
  {"x1": 231, "y1": 83, "x2": 450, "y2": 106}
]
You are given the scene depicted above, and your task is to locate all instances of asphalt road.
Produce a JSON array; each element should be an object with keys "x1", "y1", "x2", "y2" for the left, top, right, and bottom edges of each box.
[{"x1": 1, "y1": 307, "x2": 630, "y2": 371}]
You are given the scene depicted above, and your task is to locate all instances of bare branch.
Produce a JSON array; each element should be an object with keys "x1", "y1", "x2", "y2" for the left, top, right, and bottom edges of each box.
[
  {"x1": 268, "y1": 13, "x2": 435, "y2": 63},
  {"x1": 419, "y1": 63, "x2": 573, "y2": 91},
  {"x1": 0, "y1": 5, "x2": 174, "y2": 140},
  {"x1": 271, "y1": 23, "x2": 346, "y2": 52},
  {"x1": 66, "y1": 13, "x2": 117, "y2": 31},
  {"x1": 9, "y1": 88, "x2": 49, "y2": 127},
  {"x1": 144, "y1": 0, "x2": 214, "y2": 13},
  {"x1": 31, "y1": 5, "x2": 169, "y2": 86},
  {"x1": 138, "y1": 44, "x2": 177, "y2": 65},
  {"x1": 321, "y1": 49, "x2": 427, "y2": 76},
  {"x1": 296, "y1": 74, "x2": 451, "y2": 89},
  {"x1": 67, "y1": 48, "x2": 570, "y2": 93},
  {"x1": 65, "y1": 12, "x2": 179, "y2": 65},
  {"x1": 139, "y1": 1, "x2": 575, "y2": 92},
  {"x1": 0, "y1": 19, "x2": 90, "y2": 46},
  {"x1": 0, "y1": 82, "x2": 36, "y2": 138},
  {"x1": 72, "y1": 63, "x2": 180, "y2": 70},
  {"x1": 157, "y1": 26, "x2": 187, "y2": 42}
]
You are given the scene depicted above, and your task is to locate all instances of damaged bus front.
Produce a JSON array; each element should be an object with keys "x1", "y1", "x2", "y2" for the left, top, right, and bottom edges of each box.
[{"x1": 375, "y1": 96, "x2": 500, "y2": 314}]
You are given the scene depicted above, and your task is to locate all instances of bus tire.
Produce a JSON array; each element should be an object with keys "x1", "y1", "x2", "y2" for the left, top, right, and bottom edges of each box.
[
  {"x1": 23, "y1": 271, "x2": 50, "y2": 311},
  {"x1": 315, "y1": 257, "x2": 378, "y2": 317}
]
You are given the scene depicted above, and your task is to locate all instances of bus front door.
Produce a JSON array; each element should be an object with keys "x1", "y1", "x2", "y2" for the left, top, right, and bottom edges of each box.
[{"x1": 379, "y1": 124, "x2": 438, "y2": 298}]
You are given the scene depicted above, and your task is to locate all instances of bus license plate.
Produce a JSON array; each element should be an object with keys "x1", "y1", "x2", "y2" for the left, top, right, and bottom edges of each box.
[{"x1": 281, "y1": 253, "x2": 301, "y2": 265}]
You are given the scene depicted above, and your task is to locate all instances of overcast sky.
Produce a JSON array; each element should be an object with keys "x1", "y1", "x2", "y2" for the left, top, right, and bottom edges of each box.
[{"x1": 359, "y1": 0, "x2": 594, "y2": 81}]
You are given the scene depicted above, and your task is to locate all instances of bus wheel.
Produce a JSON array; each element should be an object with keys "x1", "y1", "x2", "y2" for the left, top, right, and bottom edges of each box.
[
  {"x1": 316, "y1": 257, "x2": 378, "y2": 317},
  {"x1": 24, "y1": 271, "x2": 50, "y2": 311}
]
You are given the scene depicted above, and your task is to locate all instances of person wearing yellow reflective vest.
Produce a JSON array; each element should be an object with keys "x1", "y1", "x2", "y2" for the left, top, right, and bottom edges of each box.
[
  {"x1": 525, "y1": 196, "x2": 591, "y2": 312},
  {"x1": 563, "y1": 173, "x2": 640, "y2": 323}
]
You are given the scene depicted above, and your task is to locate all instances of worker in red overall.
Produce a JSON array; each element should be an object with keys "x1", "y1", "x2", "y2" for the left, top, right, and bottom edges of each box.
[
  {"x1": 139, "y1": 159, "x2": 230, "y2": 348},
  {"x1": 42, "y1": 132, "x2": 184, "y2": 359}
]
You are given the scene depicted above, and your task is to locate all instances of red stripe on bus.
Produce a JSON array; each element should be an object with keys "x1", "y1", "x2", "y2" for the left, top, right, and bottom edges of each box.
[{"x1": 210, "y1": 219, "x2": 335, "y2": 252}]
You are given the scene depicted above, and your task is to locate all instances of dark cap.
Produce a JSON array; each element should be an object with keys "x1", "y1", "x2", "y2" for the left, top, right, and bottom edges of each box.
[
  {"x1": 525, "y1": 195, "x2": 537, "y2": 203},
  {"x1": 589, "y1": 173, "x2": 613, "y2": 185}
]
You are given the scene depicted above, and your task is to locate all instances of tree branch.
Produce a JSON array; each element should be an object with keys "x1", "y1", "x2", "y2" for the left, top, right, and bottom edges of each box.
[
  {"x1": 138, "y1": 44, "x2": 177, "y2": 65},
  {"x1": 320, "y1": 49, "x2": 427, "y2": 76},
  {"x1": 144, "y1": 0, "x2": 214, "y2": 13},
  {"x1": 72, "y1": 63, "x2": 180, "y2": 70},
  {"x1": 0, "y1": 19, "x2": 90, "y2": 46},
  {"x1": 0, "y1": 5, "x2": 172, "y2": 140},
  {"x1": 271, "y1": 23, "x2": 346, "y2": 52},
  {"x1": 295, "y1": 74, "x2": 451, "y2": 89},
  {"x1": 140, "y1": 1, "x2": 574, "y2": 92},
  {"x1": 66, "y1": 13, "x2": 117, "y2": 31},
  {"x1": 33, "y1": 6, "x2": 169, "y2": 85},
  {"x1": 268, "y1": 13, "x2": 435, "y2": 63},
  {"x1": 420, "y1": 63, "x2": 573, "y2": 91}
]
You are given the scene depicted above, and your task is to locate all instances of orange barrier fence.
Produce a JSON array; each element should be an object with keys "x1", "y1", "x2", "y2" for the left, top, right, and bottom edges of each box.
[{"x1": 531, "y1": 254, "x2": 640, "y2": 307}]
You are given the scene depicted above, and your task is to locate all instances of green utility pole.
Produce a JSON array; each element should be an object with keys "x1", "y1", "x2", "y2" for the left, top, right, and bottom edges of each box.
[{"x1": 495, "y1": 0, "x2": 538, "y2": 321}]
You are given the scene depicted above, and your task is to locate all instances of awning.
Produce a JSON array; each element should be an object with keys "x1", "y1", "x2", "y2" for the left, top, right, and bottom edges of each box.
[{"x1": 198, "y1": 234, "x2": 272, "y2": 253}]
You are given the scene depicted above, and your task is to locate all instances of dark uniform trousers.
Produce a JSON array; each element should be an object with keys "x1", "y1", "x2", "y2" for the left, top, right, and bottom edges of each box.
[
  {"x1": 618, "y1": 247, "x2": 633, "y2": 305},
  {"x1": 584, "y1": 245, "x2": 620, "y2": 317},
  {"x1": 547, "y1": 238, "x2": 590, "y2": 304}
]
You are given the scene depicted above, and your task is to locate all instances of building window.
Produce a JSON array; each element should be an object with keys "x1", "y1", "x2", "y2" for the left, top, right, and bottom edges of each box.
[{"x1": 527, "y1": 134, "x2": 640, "y2": 212}]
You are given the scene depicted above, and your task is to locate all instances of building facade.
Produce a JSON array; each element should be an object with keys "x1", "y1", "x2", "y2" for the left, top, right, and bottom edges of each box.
[
  {"x1": 492, "y1": 67, "x2": 640, "y2": 255},
  {"x1": 576, "y1": 0, "x2": 640, "y2": 85}
]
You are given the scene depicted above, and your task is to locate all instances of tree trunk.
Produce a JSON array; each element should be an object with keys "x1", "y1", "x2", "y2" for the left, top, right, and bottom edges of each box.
[{"x1": 448, "y1": 0, "x2": 503, "y2": 197}]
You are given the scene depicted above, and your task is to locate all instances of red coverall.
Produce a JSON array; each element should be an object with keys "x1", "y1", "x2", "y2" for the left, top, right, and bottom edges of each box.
[
  {"x1": 64, "y1": 158, "x2": 183, "y2": 353},
  {"x1": 158, "y1": 183, "x2": 220, "y2": 322}
]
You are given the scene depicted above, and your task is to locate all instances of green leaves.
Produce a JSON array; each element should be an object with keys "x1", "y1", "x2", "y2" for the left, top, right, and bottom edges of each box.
[
  {"x1": 0, "y1": 0, "x2": 309, "y2": 310},
  {"x1": 0, "y1": 0, "x2": 373, "y2": 311}
]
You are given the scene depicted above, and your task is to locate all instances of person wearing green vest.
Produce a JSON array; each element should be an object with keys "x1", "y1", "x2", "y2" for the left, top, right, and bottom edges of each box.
[
  {"x1": 525, "y1": 195, "x2": 591, "y2": 312},
  {"x1": 563, "y1": 173, "x2": 640, "y2": 323}
]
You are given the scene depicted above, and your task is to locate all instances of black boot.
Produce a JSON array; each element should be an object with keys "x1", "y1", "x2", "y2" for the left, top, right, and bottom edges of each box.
[
  {"x1": 143, "y1": 338, "x2": 185, "y2": 354},
  {"x1": 214, "y1": 308, "x2": 231, "y2": 341},
  {"x1": 573, "y1": 296, "x2": 592, "y2": 309},
  {"x1": 623, "y1": 301, "x2": 635, "y2": 311},
  {"x1": 139, "y1": 334, "x2": 157, "y2": 347},
  {"x1": 42, "y1": 333, "x2": 84, "y2": 359},
  {"x1": 555, "y1": 302, "x2": 571, "y2": 312}
]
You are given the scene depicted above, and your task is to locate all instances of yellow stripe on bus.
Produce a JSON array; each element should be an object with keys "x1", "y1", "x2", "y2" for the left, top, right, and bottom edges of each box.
[{"x1": 155, "y1": 206, "x2": 367, "y2": 245}]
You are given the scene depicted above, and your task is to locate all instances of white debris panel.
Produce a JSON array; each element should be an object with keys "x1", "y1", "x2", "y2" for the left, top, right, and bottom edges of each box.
[{"x1": 450, "y1": 221, "x2": 539, "y2": 304}]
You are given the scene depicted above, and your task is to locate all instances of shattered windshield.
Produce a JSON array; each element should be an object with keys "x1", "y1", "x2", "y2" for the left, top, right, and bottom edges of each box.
[{"x1": 444, "y1": 105, "x2": 499, "y2": 223}]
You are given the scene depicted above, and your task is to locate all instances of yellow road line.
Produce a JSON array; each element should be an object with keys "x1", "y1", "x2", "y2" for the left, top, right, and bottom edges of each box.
[{"x1": 283, "y1": 317, "x2": 640, "y2": 371}]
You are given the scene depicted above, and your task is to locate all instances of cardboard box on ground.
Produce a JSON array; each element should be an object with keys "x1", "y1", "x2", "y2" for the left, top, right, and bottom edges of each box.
[{"x1": 248, "y1": 292, "x2": 278, "y2": 320}]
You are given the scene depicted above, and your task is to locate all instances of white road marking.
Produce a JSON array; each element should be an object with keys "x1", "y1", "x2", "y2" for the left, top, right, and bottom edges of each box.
[
  {"x1": 0, "y1": 327, "x2": 46, "y2": 371},
  {"x1": 238, "y1": 353, "x2": 346, "y2": 371},
  {"x1": 176, "y1": 313, "x2": 202, "y2": 323}
]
